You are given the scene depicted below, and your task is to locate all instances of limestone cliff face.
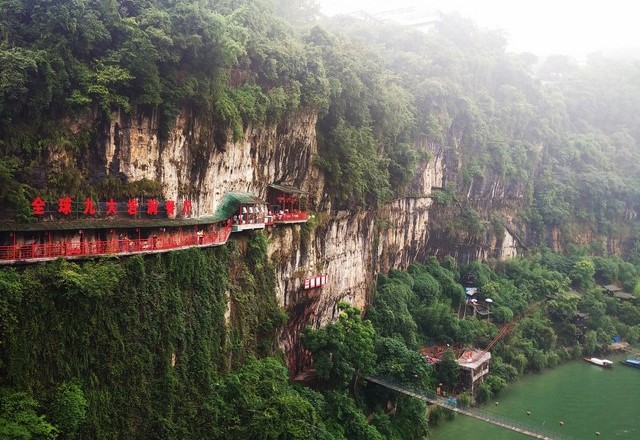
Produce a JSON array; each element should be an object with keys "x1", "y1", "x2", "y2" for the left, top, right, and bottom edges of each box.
[
  {"x1": 101, "y1": 108, "x2": 321, "y2": 214},
  {"x1": 268, "y1": 143, "x2": 448, "y2": 373},
  {"x1": 373, "y1": 142, "x2": 448, "y2": 273},
  {"x1": 93, "y1": 107, "x2": 385, "y2": 372},
  {"x1": 268, "y1": 211, "x2": 376, "y2": 373},
  {"x1": 76, "y1": 107, "x2": 521, "y2": 374}
]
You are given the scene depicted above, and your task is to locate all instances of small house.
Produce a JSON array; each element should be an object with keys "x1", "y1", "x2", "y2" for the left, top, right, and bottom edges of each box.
[{"x1": 457, "y1": 349, "x2": 491, "y2": 397}]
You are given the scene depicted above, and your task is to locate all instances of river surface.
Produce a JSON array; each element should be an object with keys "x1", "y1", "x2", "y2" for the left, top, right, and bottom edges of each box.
[{"x1": 431, "y1": 354, "x2": 640, "y2": 440}]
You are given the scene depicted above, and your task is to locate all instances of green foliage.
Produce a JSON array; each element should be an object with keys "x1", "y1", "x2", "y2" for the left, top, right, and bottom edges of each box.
[
  {"x1": 83, "y1": 62, "x2": 134, "y2": 113},
  {"x1": 316, "y1": 119, "x2": 391, "y2": 207},
  {"x1": 0, "y1": 388, "x2": 57, "y2": 439},
  {"x1": 475, "y1": 382, "x2": 492, "y2": 404},
  {"x1": 583, "y1": 330, "x2": 599, "y2": 355},
  {"x1": 322, "y1": 391, "x2": 384, "y2": 440},
  {"x1": 47, "y1": 382, "x2": 87, "y2": 437},
  {"x1": 228, "y1": 233, "x2": 286, "y2": 362},
  {"x1": 410, "y1": 270, "x2": 442, "y2": 302},
  {"x1": 547, "y1": 295, "x2": 578, "y2": 323},
  {"x1": 569, "y1": 258, "x2": 596, "y2": 291},
  {"x1": 457, "y1": 391, "x2": 471, "y2": 407},
  {"x1": 0, "y1": 156, "x2": 34, "y2": 221},
  {"x1": 518, "y1": 317, "x2": 557, "y2": 352},
  {"x1": 367, "y1": 395, "x2": 428, "y2": 440},
  {"x1": 0, "y1": 242, "x2": 285, "y2": 439},
  {"x1": 497, "y1": 256, "x2": 569, "y2": 302},
  {"x1": 373, "y1": 337, "x2": 431, "y2": 385},
  {"x1": 436, "y1": 349, "x2": 461, "y2": 391},
  {"x1": 205, "y1": 358, "x2": 323, "y2": 440},
  {"x1": 490, "y1": 356, "x2": 518, "y2": 382},
  {"x1": 369, "y1": 251, "x2": 640, "y2": 409},
  {"x1": 367, "y1": 280, "x2": 419, "y2": 348},
  {"x1": 460, "y1": 206, "x2": 486, "y2": 238},
  {"x1": 430, "y1": 187, "x2": 455, "y2": 207},
  {"x1": 302, "y1": 303, "x2": 375, "y2": 389},
  {"x1": 485, "y1": 375, "x2": 507, "y2": 395}
]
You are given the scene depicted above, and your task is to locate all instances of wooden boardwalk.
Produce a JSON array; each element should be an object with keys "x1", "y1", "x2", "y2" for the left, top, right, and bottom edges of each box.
[{"x1": 366, "y1": 376, "x2": 576, "y2": 440}]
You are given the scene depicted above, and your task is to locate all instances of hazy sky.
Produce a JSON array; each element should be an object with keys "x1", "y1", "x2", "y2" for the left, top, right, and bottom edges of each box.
[{"x1": 318, "y1": 0, "x2": 640, "y2": 59}]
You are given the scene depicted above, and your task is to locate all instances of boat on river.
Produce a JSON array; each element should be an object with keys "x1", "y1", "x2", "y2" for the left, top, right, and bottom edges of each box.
[
  {"x1": 620, "y1": 359, "x2": 640, "y2": 369},
  {"x1": 583, "y1": 357, "x2": 614, "y2": 368}
]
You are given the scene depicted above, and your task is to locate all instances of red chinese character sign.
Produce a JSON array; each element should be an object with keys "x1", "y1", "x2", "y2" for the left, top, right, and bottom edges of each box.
[
  {"x1": 83, "y1": 198, "x2": 96, "y2": 215},
  {"x1": 31, "y1": 197, "x2": 46, "y2": 215},
  {"x1": 147, "y1": 199, "x2": 159, "y2": 215},
  {"x1": 165, "y1": 200, "x2": 175, "y2": 217},
  {"x1": 58, "y1": 197, "x2": 72, "y2": 215},
  {"x1": 27, "y1": 195, "x2": 195, "y2": 220},
  {"x1": 181, "y1": 200, "x2": 192, "y2": 217},
  {"x1": 106, "y1": 199, "x2": 117, "y2": 216},
  {"x1": 127, "y1": 198, "x2": 138, "y2": 216}
]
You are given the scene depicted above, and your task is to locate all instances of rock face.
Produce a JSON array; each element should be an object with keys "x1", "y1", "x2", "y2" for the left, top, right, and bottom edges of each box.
[
  {"x1": 77, "y1": 107, "x2": 521, "y2": 374},
  {"x1": 101, "y1": 108, "x2": 320, "y2": 215}
]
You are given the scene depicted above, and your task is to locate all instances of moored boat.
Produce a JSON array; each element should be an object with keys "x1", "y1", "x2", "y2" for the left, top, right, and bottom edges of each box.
[
  {"x1": 620, "y1": 359, "x2": 640, "y2": 369},
  {"x1": 584, "y1": 357, "x2": 614, "y2": 368}
]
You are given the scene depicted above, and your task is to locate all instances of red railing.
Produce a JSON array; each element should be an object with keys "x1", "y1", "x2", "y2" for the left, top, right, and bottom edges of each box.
[
  {"x1": 273, "y1": 211, "x2": 308, "y2": 222},
  {"x1": 0, "y1": 226, "x2": 233, "y2": 263}
]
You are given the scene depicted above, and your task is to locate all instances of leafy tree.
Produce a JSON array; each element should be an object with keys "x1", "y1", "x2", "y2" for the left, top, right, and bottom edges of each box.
[
  {"x1": 583, "y1": 330, "x2": 598, "y2": 355},
  {"x1": 367, "y1": 280, "x2": 419, "y2": 348},
  {"x1": 475, "y1": 382, "x2": 492, "y2": 404},
  {"x1": 570, "y1": 259, "x2": 596, "y2": 290},
  {"x1": 302, "y1": 303, "x2": 375, "y2": 389},
  {"x1": 47, "y1": 382, "x2": 87, "y2": 437},
  {"x1": 519, "y1": 317, "x2": 557, "y2": 352},
  {"x1": 0, "y1": 389, "x2": 57, "y2": 440},
  {"x1": 373, "y1": 336, "x2": 432, "y2": 386},
  {"x1": 485, "y1": 375, "x2": 507, "y2": 395},
  {"x1": 547, "y1": 295, "x2": 578, "y2": 323},
  {"x1": 436, "y1": 349, "x2": 460, "y2": 391},
  {"x1": 323, "y1": 391, "x2": 383, "y2": 440},
  {"x1": 205, "y1": 358, "x2": 324, "y2": 440}
]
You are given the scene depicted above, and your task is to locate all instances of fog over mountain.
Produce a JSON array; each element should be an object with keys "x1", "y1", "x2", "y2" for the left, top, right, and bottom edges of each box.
[{"x1": 318, "y1": 0, "x2": 640, "y2": 60}]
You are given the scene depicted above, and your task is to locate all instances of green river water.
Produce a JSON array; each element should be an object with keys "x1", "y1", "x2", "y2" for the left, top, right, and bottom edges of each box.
[{"x1": 431, "y1": 354, "x2": 640, "y2": 440}]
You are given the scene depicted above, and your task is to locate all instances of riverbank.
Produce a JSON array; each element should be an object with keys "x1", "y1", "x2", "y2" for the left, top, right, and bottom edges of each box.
[{"x1": 431, "y1": 353, "x2": 640, "y2": 439}]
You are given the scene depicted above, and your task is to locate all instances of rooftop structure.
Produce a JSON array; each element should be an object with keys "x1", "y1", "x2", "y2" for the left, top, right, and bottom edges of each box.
[
  {"x1": 457, "y1": 349, "x2": 492, "y2": 398},
  {"x1": 603, "y1": 284, "x2": 623, "y2": 293},
  {"x1": 613, "y1": 291, "x2": 636, "y2": 301},
  {"x1": 602, "y1": 284, "x2": 636, "y2": 301}
]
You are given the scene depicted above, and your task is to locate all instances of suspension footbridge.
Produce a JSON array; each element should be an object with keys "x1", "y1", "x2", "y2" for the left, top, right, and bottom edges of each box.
[{"x1": 366, "y1": 376, "x2": 577, "y2": 440}]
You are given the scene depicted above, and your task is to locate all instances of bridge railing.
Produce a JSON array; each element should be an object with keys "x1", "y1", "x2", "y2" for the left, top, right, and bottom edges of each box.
[
  {"x1": 0, "y1": 225, "x2": 233, "y2": 263},
  {"x1": 366, "y1": 376, "x2": 577, "y2": 440}
]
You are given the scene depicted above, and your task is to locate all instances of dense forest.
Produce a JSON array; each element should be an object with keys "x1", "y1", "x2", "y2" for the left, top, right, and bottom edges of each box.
[{"x1": 2, "y1": 0, "x2": 640, "y2": 438}]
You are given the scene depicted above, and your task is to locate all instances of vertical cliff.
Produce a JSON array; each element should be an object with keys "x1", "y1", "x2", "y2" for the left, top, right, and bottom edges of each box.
[
  {"x1": 59, "y1": 107, "x2": 524, "y2": 374},
  {"x1": 98, "y1": 108, "x2": 321, "y2": 214}
]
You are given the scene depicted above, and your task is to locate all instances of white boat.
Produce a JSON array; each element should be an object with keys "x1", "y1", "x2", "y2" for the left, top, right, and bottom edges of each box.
[{"x1": 583, "y1": 357, "x2": 613, "y2": 368}]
